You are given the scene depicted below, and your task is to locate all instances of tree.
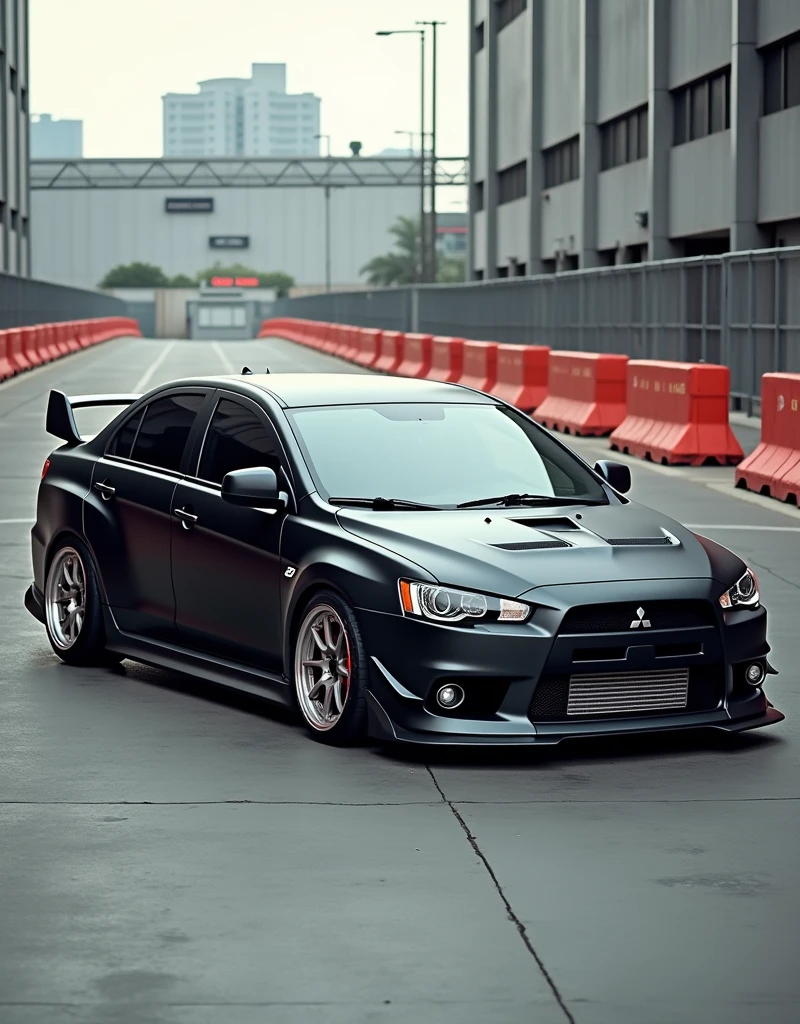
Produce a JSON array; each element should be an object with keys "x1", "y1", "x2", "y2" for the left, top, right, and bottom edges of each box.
[
  {"x1": 168, "y1": 273, "x2": 196, "y2": 288},
  {"x1": 193, "y1": 262, "x2": 295, "y2": 297},
  {"x1": 100, "y1": 262, "x2": 170, "y2": 288},
  {"x1": 359, "y1": 216, "x2": 420, "y2": 286}
]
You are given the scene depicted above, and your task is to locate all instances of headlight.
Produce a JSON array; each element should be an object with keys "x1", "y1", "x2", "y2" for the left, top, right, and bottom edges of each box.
[
  {"x1": 719, "y1": 569, "x2": 760, "y2": 609},
  {"x1": 398, "y1": 580, "x2": 531, "y2": 625}
]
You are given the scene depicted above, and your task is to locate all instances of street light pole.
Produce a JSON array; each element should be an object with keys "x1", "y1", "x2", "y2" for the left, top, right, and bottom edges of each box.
[
  {"x1": 417, "y1": 20, "x2": 445, "y2": 283},
  {"x1": 314, "y1": 133, "x2": 331, "y2": 158},
  {"x1": 394, "y1": 130, "x2": 415, "y2": 157},
  {"x1": 324, "y1": 184, "x2": 331, "y2": 293},
  {"x1": 377, "y1": 29, "x2": 427, "y2": 283}
]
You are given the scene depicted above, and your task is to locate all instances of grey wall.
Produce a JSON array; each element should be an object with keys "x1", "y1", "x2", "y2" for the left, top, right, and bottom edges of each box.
[
  {"x1": 542, "y1": 0, "x2": 581, "y2": 147},
  {"x1": 757, "y1": 1, "x2": 800, "y2": 46},
  {"x1": 0, "y1": 271, "x2": 127, "y2": 329},
  {"x1": 598, "y1": 0, "x2": 649, "y2": 121},
  {"x1": 759, "y1": 106, "x2": 800, "y2": 223},
  {"x1": 597, "y1": 160, "x2": 649, "y2": 250},
  {"x1": 496, "y1": 12, "x2": 532, "y2": 170},
  {"x1": 669, "y1": 131, "x2": 731, "y2": 237},
  {"x1": 669, "y1": 0, "x2": 732, "y2": 87},
  {"x1": 30, "y1": 184, "x2": 420, "y2": 292}
]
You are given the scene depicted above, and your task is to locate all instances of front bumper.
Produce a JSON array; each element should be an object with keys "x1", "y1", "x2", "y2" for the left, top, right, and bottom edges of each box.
[{"x1": 357, "y1": 578, "x2": 784, "y2": 746}]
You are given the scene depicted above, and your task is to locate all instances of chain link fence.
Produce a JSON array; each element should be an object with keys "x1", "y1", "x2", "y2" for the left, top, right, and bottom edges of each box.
[
  {"x1": 274, "y1": 247, "x2": 800, "y2": 414},
  {"x1": 0, "y1": 273, "x2": 127, "y2": 330}
]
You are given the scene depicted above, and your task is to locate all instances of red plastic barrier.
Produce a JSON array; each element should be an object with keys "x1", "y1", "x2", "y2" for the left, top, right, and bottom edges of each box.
[
  {"x1": 427, "y1": 336, "x2": 464, "y2": 383},
  {"x1": 396, "y1": 333, "x2": 433, "y2": 378},
  {"x1": 610, "y1": 361, "x2": 743, "y2": 466},
  {"x1": 491, "y1": 344, "x2": 550, "y2": 411},
  {"x1": 8, "y1": 330, "x2": 32, "y2": 372},
  {"x1": 354, "y1": 329, "x2": 382, "y2": 368},
  {"x1": 0, "y1": 332, "x2": 14, "y2": 380},
  {"x1": 374, "y1": 331, "x2": 405, "y2": 374},
  {"x1": 736, "y1": 374, "x2": 800, "y2": 503},
  {"x1": 340, "y1": 326, "x2": 363, "y2": 362},
  {"x1": 459, "y1": 340, "x2": 499, "y2": 392},
  {"x1": 20, "y1": 327, "x2": 44, "y2": 366},
  {"x1": 535, "y1": 352, "x2": 629, "y2": 436}
]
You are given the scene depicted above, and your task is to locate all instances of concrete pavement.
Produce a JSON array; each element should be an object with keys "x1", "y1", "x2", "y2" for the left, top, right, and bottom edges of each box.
[{"x1": 0, "y1": 335, "x2": 798, "y2": 1024}]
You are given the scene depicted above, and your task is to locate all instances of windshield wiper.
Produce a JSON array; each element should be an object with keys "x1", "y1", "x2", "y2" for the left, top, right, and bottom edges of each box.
[
  {"x1": 329, "y1": 496, "x2": 443, "y2": 511},
  {"x1": 456, "y1": 493, "x2": 600, "y2": 509}
]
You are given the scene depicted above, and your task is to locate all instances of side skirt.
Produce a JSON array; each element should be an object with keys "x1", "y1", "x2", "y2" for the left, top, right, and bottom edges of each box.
[{"x1": 102, "y1": 607, "x2": 293, "y2": 708}]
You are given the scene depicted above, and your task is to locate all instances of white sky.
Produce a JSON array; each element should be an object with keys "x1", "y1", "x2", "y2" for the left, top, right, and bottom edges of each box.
[{"x1": 30, "y1": 0, "x2": 468, "y2": 160}]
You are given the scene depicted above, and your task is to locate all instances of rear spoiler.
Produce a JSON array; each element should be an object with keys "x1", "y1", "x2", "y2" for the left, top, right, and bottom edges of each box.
[{"x1": 46, "y1": 390, "x2": 142, "y2": 446}]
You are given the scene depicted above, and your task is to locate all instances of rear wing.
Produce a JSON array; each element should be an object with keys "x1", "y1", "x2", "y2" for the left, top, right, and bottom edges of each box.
[{"x1": 46, "y1": 390, "x2": 142, "y2": 446}]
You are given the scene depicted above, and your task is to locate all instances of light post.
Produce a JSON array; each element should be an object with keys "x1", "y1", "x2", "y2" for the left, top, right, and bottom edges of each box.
[
  {"x1": 314, "y1": 133, "x2": 331, "y2": 158},
  {"x1": 416, "y1": 20, "x2": 445, "y2": 282},
  {"x1": 316, "y1": 135, "x2": 337, "y2": 292},
  {"x1": 377, "y1": 28, "x2": 427, "y2": 282}
]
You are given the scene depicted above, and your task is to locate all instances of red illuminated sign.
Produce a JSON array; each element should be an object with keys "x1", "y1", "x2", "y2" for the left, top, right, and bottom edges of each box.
[{"x1": 210, "y1": 276, "x2": 259, "y2": 287}]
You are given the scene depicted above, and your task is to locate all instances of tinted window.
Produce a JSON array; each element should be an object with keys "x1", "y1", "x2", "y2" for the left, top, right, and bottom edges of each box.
[
  {"x1": 108, "y1": 409, "x2": 143, "y2": 458},
  {"x1": 198, "y1": 399, "x2": 279, "y2": 484},
  {"x1": 288, "y1": 403, "x2": 608, "y2": 507},
  {"x1": 131, "y1": 393, "x2": 206, "y2": 472}
]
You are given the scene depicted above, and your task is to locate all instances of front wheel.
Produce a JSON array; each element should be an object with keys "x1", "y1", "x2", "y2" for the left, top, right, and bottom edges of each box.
[{"x1": 293, "y1": 591, "x2": 368, "y2": 745}]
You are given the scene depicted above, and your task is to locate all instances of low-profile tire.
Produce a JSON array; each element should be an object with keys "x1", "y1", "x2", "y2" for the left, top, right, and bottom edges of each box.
[
  {"x1": 44, "y1": 536, "x2": 122, "y2": 667},
  {"x1": 293, "y1": 590, "x2": 369, "y2": 745}
]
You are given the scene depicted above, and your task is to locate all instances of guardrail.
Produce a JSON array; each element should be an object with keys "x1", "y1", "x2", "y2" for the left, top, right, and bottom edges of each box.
[
  {"x1": 0, "y1": 318, "x2": 142, "y2": 382},
  {"x1": 271, "y1": 246, "x2": 800, "y2": 415}
]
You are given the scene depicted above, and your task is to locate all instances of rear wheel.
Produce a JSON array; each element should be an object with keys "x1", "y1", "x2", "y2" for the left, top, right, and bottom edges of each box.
[
  {"x1": 44, "y1": 538, "x2": 122, "y2": 667},
  {"x1": 293, "y1": 591, "x2": 368, "y2": 745}
]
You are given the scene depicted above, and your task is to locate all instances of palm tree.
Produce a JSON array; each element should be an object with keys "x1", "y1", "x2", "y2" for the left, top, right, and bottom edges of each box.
[{"x1": 360, "y1": 216, "x2": 420, "y2": 286}]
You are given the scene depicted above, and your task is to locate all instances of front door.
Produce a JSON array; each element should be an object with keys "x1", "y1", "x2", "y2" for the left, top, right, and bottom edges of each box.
[
  {"x1": 171, "y1": 394, "x2": 287, "y2": 673},
  {"x1": 85, "y1": 390, "x2": 209, "y2": 639}
]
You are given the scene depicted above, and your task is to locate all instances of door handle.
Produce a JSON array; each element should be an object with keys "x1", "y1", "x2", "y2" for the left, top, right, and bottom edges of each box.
[
  {"x1": 173, "y1": 506, "x2": 199, "y2": 530},
  {"x1": 94, "y1": 480, "x2": 115, "y2": 501}
]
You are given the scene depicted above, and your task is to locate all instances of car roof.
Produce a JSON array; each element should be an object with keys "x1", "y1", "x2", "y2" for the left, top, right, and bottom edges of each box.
[{"x1": 173, "y1": 373, "x2": 498, "y2": 409}]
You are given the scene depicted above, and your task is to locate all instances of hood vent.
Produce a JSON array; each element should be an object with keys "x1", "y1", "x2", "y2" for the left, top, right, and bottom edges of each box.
[
  {"x1": 606, "y1": 536, "x2": 675, "y2": 547},
  {"x1": 513, "y1": 517, "x2": 580, "y2": 531},
  {"x1": 493, "y1": 539, "x2": 571, "y2": 551}
]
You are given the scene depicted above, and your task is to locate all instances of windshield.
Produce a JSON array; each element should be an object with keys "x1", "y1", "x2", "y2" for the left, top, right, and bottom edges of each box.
[{"x1": 287, "y1": 403, "x2": 608, "y2": 507}]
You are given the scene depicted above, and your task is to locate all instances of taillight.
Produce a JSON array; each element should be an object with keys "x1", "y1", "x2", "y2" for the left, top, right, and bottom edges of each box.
[{"x1": 41, "y1": 458, "x2": 51, "y2": 479}]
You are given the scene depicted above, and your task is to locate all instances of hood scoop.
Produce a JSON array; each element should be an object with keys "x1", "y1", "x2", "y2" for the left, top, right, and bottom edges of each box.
[
  {"x1": 513, "y1": 516, "x2": 580, "y2": 532},
  {"x1": 493, "y1": 539, "x2": 571, "y2": 551}
]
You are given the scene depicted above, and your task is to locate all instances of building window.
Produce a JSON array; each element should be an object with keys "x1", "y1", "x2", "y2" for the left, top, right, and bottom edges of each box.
[
  {"x1": 673, "y1": 67, "x2": 730, "y2": 144},
  {"x1": 475, "y1": 21, "x2": 485, "y2": 52},
  {"x1": 763, "y1": 33, "x2": 800, "y2": 114},
  {"x1": 600, "y1": 106, "x2": 648, "y2": 170},
  {"x1": 473, "y1": 180, "x2": 485, "y2": 211},
  {"x1": 543, "y1": 136, "x2": 579, "y2": 188},
  {"x1": 497, "y1": 160, "x2": 527, "y2": 204},
  {"x1": 497, "y1": 0, "x2": 527, "y2": 32}
]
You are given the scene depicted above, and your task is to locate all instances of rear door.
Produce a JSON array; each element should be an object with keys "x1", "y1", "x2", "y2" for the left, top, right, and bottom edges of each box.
[
  {"x1": 85, "y1": 389, "x2": 211, "y2": 639},
  {"x1": 171, "y1": 392, "x2": 288, "y2": 673}
]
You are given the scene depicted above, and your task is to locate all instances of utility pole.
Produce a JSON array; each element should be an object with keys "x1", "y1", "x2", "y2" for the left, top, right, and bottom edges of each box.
[{"x1": 417, "y1": 20, "x2": 445, "y2": 283}]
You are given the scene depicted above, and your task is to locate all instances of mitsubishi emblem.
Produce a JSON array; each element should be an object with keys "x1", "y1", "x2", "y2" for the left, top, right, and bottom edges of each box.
[{"x1": 630, "y1": 606, "x2": 651, "y2": 629}]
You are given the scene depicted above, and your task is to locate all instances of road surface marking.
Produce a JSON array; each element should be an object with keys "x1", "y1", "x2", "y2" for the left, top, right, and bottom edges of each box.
[
  {"x1": 133, "y1": 340, "x2": 176, "y2": 393},
  {"x1": 0, "y1": 518, "x2": 33, "y2": 525},
  {"x1": 212, "y1": 341, "x2": 235, "y2": 375}
]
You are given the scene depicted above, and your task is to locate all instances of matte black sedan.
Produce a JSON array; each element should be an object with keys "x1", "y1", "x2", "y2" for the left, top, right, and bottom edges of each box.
[{"x1": 25, "y1": 372, "x2": 783, "y2": 746}]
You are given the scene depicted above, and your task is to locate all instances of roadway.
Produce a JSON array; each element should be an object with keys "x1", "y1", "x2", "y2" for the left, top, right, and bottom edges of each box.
[{"x1": 1, "y1": 335, "x2": 798, "y2": 1024}]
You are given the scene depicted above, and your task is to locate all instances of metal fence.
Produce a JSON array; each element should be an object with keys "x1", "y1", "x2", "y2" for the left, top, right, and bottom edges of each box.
[
  {"x1": 0, "y1": 272, "x2": 127, "y2": 330},
  {"x1": 273, "y1": 246, "x2": 800, "y2": 414}
]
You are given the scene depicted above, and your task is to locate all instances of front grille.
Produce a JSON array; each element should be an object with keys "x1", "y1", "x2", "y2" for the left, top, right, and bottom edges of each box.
[
  {"x1": 530, "y1": 666, "x2": 724, "y2": 721},
  {"x1": 493, "y1": 540, "x2": 570, "y2": 550},
  {"x1": 560, "y1": 600, "x2": 715, "y2": 634},
  {"x1": 566, "y1": 668, "x2": 688, "y2": 715},
  {"x1": 606, "y1": 536, "x2": 674, "y2": 546}
]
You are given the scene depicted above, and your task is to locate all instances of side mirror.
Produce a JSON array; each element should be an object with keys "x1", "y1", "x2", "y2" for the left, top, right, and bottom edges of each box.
[
  {"x1": 594, "y1": 460, "x2": 631, "y2": 494},
  {"x1": 221, "y1": 467, "x2": 288, "y2": 510}
]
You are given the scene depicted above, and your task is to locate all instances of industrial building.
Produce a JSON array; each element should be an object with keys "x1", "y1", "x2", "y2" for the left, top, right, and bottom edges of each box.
[
  {"x1": 469, "y1": 0, "x2": 800, "y2": 277},
  {"x1": 29, "y1": 163, "x2": 420, "y2": 292},
  {"x1": 163, "y1": 64, "x2": 321, "y2": 158},
  {"x1": 1, "y1": 0, "x2": 30, "y2": 276},
  {"x1": 30, "y1": 113, "x2": 83, "y2": 159}
]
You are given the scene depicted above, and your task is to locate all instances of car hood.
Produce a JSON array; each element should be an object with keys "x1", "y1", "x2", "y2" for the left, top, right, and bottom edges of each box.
[{"x1": 336, "y1": 501, "x2": 745, "y2": 599}]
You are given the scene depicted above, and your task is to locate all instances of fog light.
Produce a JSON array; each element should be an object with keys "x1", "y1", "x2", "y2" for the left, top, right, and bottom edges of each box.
[
  {"x1": 436, "y1": 684, "x2": 465, "y2": 709},
  {"x1": 745, "y1": 662, "x2": 765, "y2": 686}
]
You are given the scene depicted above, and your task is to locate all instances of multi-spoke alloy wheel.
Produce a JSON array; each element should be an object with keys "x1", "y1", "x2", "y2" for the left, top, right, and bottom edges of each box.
[
  {"x1": 45, "y1": 546, "x2": 87, "y2": 650},
  {"x1": 295, "y1": 604, "x2": 352, "y2": 731}
]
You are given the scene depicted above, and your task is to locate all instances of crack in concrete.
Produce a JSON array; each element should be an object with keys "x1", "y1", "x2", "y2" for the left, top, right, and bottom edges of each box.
[{"x1": 425, "y1": 766, "x2": 576, "y2": 1024}]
